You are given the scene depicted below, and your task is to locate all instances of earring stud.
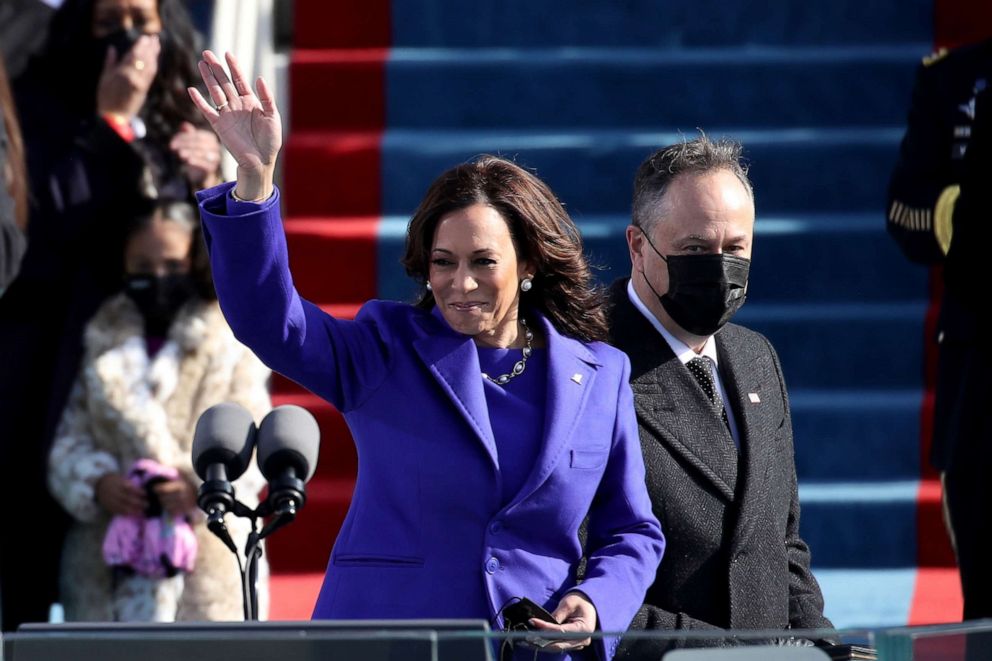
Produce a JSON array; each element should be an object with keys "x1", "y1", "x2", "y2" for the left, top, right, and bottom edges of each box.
[
  {"x1": 520, "y1": 277, "x2": 533, "y2": 292},
  {"x1": 426, "y1": 282, "x2": 432, "y2": 291}
]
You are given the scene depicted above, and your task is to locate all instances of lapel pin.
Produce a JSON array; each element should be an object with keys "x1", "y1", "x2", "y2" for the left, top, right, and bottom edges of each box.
[
  {"x1": 571, "y1": 373, "x2": 583, "y2": 385},
  {"x1": 748, "y1": 393, "x2": 761, "y2": 404}
]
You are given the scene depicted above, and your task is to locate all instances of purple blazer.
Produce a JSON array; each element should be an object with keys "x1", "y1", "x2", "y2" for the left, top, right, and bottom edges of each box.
[{"x1": 197, "y1": 183, "x2": 664, "y2": 659}]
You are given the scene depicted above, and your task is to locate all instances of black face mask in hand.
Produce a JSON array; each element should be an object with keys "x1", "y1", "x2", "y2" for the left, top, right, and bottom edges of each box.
[
  {"x1": 88, "y1": 28, "x2": 167, "y2": 86},
  {"x1": 639, "y1": 230, "x2": 751, "y2": 337},
  {"x1": 87, "y1": 28, "x2": 143, "y2": 92},
  {"x1": 124, "y1": 274, "x2": 196, "y2": 336}
]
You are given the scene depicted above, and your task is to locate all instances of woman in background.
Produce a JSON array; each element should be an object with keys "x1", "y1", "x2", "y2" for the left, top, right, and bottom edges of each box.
[{"x1": 0, "y1": 0, "x2": 222, "y2": 628}]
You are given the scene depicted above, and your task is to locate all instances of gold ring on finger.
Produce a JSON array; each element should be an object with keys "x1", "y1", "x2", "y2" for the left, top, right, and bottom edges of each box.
[{"x1": 216, "y1": 102, "x2": 228, "y2": 111}]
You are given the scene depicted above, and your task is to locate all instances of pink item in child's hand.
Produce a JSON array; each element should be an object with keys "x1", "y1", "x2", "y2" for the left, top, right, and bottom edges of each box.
[{"x1": 102, "y1": 459, "x2": 198, "y2": 577}]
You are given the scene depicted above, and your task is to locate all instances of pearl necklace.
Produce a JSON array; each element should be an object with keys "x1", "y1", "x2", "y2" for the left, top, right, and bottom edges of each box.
[{"x1": 481, "y1": 319, "x2": 533, "y2": 386}]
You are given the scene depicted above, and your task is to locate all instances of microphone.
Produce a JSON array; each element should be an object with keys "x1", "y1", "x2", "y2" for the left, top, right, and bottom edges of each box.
[
  {"x1": 256, "y1": 405, "x2": 320, "y2": 522},
  {"x1": 192, "y1": 403, "x2": 258, "y2": 552}
]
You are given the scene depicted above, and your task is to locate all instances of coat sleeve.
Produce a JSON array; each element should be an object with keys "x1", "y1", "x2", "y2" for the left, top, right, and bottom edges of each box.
[
  {"x1": 768, "y1": 340, "x2": 832, "y2": 631},
  {"x1": 785, "y1": 471, "x2": 833, "y2": 631},
  {"x1": 617, "y1": 604, "x2": 731, "y2": 659},
  {"x1": 38, "y1": 119, "x2": 147, "y2": 245},
  {"x1": 47, "y1": 376, "x2": 120, "y2": 523},
  {"x1": 627, "y1": 602, "x2": 724, "y2": 633},
  {"x1": 196, "y1": 182, "x2": 393, "y2": 413},
  {"x1": 942, "y1": 84, "x2": 990, "y2": 313},
  {"x1": 575, "y1": 353, "x2": 666, "y2": 660},
  {"x1": 886, "y1": 57, "x2": 958, "y2": 264},
  {"x1": 14, "y1": 103, "x2": 149, "y2": 293}
]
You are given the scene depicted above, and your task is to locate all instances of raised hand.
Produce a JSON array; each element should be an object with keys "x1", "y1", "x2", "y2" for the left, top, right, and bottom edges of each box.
[{"x1": 188, "y1": 50, "x2": 282, "y2": 201}]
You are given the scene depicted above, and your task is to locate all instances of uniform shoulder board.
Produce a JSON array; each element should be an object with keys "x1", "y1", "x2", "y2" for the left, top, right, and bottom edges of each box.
[{"x1": 922, "y1": 48, "x2": 949, "y2": 67}]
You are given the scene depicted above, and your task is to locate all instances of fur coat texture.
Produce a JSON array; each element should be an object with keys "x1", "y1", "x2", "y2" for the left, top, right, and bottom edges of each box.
[{"x1": 47, "y1": 293, "x2": 272, "y2": 622}]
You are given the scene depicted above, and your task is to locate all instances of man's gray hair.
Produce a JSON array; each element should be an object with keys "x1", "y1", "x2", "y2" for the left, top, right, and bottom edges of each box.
[{"x1": 632, "y1": 135, "x2": 753, "y2": 233}]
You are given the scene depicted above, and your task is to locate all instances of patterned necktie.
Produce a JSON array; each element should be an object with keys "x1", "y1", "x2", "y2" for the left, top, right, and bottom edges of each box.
[{"x1": 687, "y1": 356, "x2": 731, "y2": 432}]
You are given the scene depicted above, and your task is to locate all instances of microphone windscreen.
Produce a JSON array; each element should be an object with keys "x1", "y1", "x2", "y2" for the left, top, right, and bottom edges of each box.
[
  {"x1": 192, "y1": 403, "x2": 257, "y2": 481},
  {"x1": 256, "y1": 405, "x2": 320, "y2": 483}
]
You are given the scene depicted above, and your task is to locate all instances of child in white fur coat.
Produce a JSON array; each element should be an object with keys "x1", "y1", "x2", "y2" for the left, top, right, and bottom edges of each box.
[{"x1": 47, "y1": 198, "x2": 271, "y2": 622}]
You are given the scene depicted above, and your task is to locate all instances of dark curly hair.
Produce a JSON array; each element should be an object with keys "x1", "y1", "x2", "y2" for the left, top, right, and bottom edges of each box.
[
  {"x1": 29, "y1": 0, "x2": 207, "y2": 145},
  {"x1": 402, "y1": 156, "x2": 607, "y2": 343}
]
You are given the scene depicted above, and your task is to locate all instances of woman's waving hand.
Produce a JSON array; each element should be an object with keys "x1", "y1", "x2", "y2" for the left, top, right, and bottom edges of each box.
[{"x1": 187, "y1": 50, "x2": 282, "y2": 201}]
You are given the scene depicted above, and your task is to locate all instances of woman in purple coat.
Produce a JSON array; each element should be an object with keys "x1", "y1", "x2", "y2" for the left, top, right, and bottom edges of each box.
[{"x1": 189, "y1": 51, "x2": 664, "y2": 659}]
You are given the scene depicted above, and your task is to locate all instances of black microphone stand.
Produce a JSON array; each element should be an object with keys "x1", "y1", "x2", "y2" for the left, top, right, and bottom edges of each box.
[{"x1": 198, "y1": 475, "x2": 307, "y2": 621}]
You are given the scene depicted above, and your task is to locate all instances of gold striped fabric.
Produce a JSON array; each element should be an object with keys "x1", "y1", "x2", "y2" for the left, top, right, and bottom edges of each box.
[{"x1": 888, "y1": 200, "x2": 933, "y2": 231}]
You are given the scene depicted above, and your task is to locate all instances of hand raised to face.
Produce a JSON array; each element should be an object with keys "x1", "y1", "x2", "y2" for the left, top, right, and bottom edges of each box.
[
  {"x1": 187, "y1": 50, "x2": 282, "y2": 201},
  {"x1": 96, "y1": 34, "x2": 160, "y2": 119}
]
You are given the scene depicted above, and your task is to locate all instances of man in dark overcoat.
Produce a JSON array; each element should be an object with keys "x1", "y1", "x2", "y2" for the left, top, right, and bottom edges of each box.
[{"x1": 608, "y1": 136, "x2": 832, "y2": 658}]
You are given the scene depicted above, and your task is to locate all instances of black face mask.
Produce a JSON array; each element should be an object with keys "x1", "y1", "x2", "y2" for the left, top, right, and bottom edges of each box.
[
  {"x1": 638, "y1": 229, "x2": 750, "y2": 336},
  {"x1": 88, "y1": 28, "x2": 166, "y2": 85},
  {"x1": 124, "y1": 274, "x2": 196, "y2": 336},
  {"x1": 97, "y1": 27, "x2": 144, "y2": 59}
]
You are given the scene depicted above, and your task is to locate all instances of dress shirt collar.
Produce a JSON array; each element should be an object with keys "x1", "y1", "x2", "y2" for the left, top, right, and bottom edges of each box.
[{"x1": 626, "y1": 279, "x2": 719, "y2": 367}]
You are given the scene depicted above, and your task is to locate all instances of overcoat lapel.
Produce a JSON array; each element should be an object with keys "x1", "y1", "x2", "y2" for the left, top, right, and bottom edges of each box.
[
  {"x1": 509, "y1": 313, "x2": 599, "y2": 508},
  {"x1": 609, "y1": 279, "x2": 738, "y2": 500},
  {"x1": 634, "y1": 358, "x2": 739, "y2": 501},
  {"x1": 413, "y1": 310, "x2": 498, "y2": 469}
]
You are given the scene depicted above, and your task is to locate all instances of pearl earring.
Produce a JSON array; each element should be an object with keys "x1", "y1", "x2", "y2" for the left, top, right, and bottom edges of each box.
[
  {"x1": 520, "y1": 277, "x2": 533, "y2": 292},
  {"x1": 426, "y1": 282, "x2": 432, "y2": 291}
]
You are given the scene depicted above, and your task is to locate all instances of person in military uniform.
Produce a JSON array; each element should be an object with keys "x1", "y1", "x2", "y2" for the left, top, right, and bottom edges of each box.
[{"x1": 887, "y1": 37, "x2": 991, "y2": 621}]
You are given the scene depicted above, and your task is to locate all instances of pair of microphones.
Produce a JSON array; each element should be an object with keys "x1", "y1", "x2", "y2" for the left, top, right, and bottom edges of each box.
[
  {"x1": 191, "y1": 402, "x2": 320, "y2": 554},
  {"x1": 191, "y1": 402, "x2": 320, "y2": 620}
]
